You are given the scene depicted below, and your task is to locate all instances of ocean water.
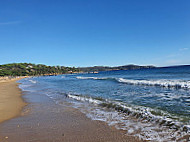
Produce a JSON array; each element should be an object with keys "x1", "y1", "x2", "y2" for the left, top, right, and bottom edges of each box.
[{"x1": 18, "y1": 66, "x2": 190, "y2": 141}]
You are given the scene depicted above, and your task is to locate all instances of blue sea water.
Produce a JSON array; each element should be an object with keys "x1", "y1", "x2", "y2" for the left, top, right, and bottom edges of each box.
[{"x1": 18, "y1": 66, "x2": 190, "y2": 141}]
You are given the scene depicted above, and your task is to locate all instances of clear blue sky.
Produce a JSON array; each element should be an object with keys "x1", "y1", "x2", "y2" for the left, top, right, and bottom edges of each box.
[{"x1": 0, "y1": 0, "x2": 189, "y2": 67}]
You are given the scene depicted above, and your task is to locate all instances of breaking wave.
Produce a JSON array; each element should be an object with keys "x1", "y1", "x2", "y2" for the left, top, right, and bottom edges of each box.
[
  {"x1": 66, "y1": 93, "x2": 190, "y2": 141},
  {"x1": 28, "y1": 80, "x2": 37, "y2": 84},
  {"x1": 76, "y1": 76, "x2": 190, "y2": 89},
  {"x1": 76, "y1": 76, "x2": 112, "y2": 80}
]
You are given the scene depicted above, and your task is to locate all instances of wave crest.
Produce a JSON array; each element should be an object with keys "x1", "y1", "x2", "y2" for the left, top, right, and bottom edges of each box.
[
  {"x1": 29, "y1": 80, "x2": 37, "y2": 84},
  {"x1": 66, "y1": 93, "x2": 190, "y2": 141},
  {"x1": 117, "y1": 78, "x2": 190, "y2": 89},
  {"x1": 76, "y1": 76, "x2": 190, "y2": 89}
]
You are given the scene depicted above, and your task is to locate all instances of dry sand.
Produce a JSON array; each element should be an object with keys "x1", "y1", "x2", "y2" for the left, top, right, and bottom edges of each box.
[
  {"x1": 0, "y1": 78, "x2": 143, "y2": 142},
  {"x1": 0, "y1": 77, "x2": 27, "y2": 123}
]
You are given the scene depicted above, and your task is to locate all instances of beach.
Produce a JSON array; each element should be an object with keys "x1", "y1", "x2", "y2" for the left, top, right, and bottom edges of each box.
[
  {"x1": 0, "y1": 78, "x2": 142, "y2": 142},
  {"x1": 0, "y1": 77, "x2": 27, "y2": 123}
]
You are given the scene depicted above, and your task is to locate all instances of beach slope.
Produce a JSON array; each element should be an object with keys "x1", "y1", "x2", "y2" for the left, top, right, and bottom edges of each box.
[
  {"x1": 0, "y1": 78, "x2": 26, "y2": 123},
  {"x1": 0, "y1": 79, "x2": 142, "y2": 142}
]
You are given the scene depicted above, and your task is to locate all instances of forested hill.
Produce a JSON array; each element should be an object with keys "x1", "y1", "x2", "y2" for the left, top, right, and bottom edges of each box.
[
  {"x1": 0, "y1": 63, "x2": 79, "y2": 76},
  {"x1": 78, "y1": 64, "x2": 155, "y2": 72},
  {"x1": 0, "y1": 63, "x2": 156, "y2": 77}
]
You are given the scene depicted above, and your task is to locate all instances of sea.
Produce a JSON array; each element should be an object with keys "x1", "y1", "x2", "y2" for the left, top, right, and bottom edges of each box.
[{"x1": 18, "y1": 66, "x2": 190, "y2": 142}]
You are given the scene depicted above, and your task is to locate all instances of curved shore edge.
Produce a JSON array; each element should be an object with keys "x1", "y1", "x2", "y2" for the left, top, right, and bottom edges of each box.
[
  {"x1": 0, "y1": 77, "x2": 143, "y2": 142},
  {"x1": 0, "y1": 77, "x2": 27, "y2": 123}
]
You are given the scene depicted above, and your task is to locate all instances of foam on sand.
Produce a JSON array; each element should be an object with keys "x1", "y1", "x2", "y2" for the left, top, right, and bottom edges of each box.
[{"x1": 66, "y1": 93, "x2": 190, "y2": 142}]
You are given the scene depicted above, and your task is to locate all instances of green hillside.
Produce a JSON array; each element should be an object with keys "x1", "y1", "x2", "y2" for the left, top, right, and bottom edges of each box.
[{"x1": 0, "y1": 63, "x2": 79, "y2": 76}]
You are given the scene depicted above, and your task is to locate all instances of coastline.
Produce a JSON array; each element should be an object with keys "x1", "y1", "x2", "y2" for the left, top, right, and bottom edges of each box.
[
  {"x1": 0, "y1": 77, "x2": 27, "y2": 123},
  {"x1": 0, "y1": 77, "x2": 142, "y2": 142}
]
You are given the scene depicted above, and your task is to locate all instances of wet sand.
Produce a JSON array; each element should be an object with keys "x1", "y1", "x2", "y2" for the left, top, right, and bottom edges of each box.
[{"x1": 0, "y1": 79, "x2": 143, "y2": 142}]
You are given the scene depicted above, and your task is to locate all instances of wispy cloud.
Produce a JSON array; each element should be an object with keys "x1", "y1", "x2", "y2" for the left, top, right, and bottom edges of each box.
[
  {"x1": 179, "y1": 48, "x2": 189, "y2": 51},
  {"x1": 166, "y1": 53, "x2": 181, "y2": 58},
  {"x1": 166, "y1": 48, "x2": 189, "y2": 58},
  {"x1": 0, "y1": 21, "x2": 21, "y2": 25}
]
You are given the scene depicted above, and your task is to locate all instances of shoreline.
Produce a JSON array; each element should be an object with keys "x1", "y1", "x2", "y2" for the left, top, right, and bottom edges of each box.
[
  {"x1": 0, "y1": 77, "x2": 27, "y2": 124},
  {"x1": 0, "y1": 77, "x2": 142, "y2": 142}
]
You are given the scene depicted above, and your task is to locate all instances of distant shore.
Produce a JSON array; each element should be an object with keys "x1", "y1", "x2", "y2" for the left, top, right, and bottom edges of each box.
[
  {"x1": 0, "y1": 77, "x2": 142, "y2": 142},
  {"x1": 0, "y1": 76, "x2": 28, "y2": 83}
]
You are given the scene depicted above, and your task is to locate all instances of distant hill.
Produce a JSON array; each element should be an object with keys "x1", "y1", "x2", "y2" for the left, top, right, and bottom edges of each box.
[
  {"x1": 0, "y1": 63, "x2": 156, "y2": 76},
  {"x1": 1, "y1": 63, "x2": 189, "y2": 77},
  {"x1": 0, "y1": 63, "x2": 79, "y2": 76},
  {"x1": 78, "y1": 64, "x2": 155, "y2": 72}
]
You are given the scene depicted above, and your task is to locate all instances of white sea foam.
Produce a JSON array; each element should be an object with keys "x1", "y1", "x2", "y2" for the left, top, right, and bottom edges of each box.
[
  {"x1": 76, "y1": 76, "x2": 96, "y2": 79},
  {"x1": 18, "y1": 84, "x2": 32, "y2": 91},
  {"x1": 117, "y1": 78, "x2": 190, "y2": 89},
  {"x1": 76, "y1": 76, "x2": 190, "y2": 89},
  {"x1": 29, "y1": 80, "x2": 37, "y2": 84},
  {"x1": 67, "y1": 94, "x2": 190, "y2": 141},
  {"x1": 67, "y1": 94, "x2": 102, "y2": 104},
  {"x1": 76, "y1": 76, "x2": 109, "y2": 80}
]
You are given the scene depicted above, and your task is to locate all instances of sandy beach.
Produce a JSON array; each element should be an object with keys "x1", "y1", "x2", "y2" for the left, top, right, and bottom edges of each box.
[
  {"x1": 0, "y1": 77, "x2": 27, "y2": 123},
  {"x1": 0, "y1": 78, "x2": 142, "y2": 142}
]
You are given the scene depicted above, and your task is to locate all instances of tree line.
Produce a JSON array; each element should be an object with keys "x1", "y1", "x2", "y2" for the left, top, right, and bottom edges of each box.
[{"x1": 0, "y1": 63, "x2": 79, "y2": 76}]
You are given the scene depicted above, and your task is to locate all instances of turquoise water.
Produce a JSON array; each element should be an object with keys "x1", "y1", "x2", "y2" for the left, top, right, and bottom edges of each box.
[{"x1": 19, "y1": 66, "x2": 190, "y2": 141}]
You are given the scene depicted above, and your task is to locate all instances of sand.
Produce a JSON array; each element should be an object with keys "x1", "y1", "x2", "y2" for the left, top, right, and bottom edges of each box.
[
  {"x1": 0, "y1": 78, "x2": 27, "y2": 123},
  {"x1": 0, "y1": 78, "x2": 143, "y2": 142}
]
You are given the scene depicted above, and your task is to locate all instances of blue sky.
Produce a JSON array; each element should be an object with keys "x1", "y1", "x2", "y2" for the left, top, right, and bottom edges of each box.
[{"x1": 0, "y1": 0, "x2": 189, "y2": 67}]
